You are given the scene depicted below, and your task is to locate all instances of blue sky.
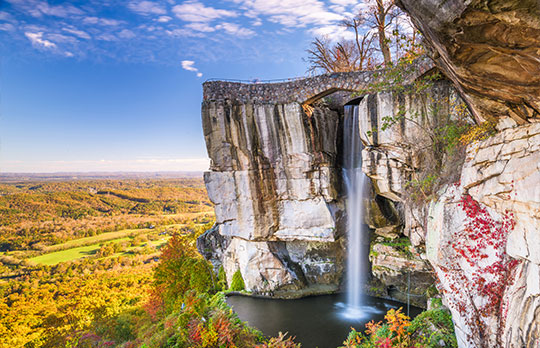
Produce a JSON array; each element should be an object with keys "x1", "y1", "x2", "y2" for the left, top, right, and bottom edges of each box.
[{"x1": 0, "y1": 0, "x2": 366, "y2": 172}]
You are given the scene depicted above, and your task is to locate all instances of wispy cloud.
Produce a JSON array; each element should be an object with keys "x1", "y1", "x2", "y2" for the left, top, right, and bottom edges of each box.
[
  {"x1": 216, "y1": 22, "x2": 255, "y2": 37},
  {"x1": 128, "y1": 1, "x2": 167, "y2": 15},
  {"x1": 62, "y1": 27, "x2": 91, "y2": 39},
  {"x1": 229, "y1": 0, "x2": 344, "y2": 28},
  {"x1": 83, "y1": 16, "x2": 124, "y2": 26},
  {"x1": 173, "y1": 1, "x2": 237, "y2": 22},
  {"x1": 118, "y1": 29, "x2": 136, "y2": 39},
  {"x1": 181, "y1": 60, "x2": 203, "y2": 77},
  {"x1": 0, "y1": 23, "x2": 16, "y2": 31},
  {"x1": 157, "y1": 15, "x2": 172, "y2": 22},
  {"x1": 7, "y1": 0, "x2": 83, "y2": 18},
  {"x1": 24, "y1": 31, "x2": 56, "y2": 48},
  {"x1": 185, "y1": 22, "x2": 215, "y2": 32}
]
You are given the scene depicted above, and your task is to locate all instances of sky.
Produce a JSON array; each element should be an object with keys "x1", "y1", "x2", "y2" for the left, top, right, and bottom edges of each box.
[{"x1": 0, "y1": 0, "x2": 368, "y2": 173}]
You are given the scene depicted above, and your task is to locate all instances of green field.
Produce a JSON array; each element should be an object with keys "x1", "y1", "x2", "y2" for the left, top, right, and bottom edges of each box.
[
  {"x1": 29, "y1": 237, "x2": 132, "y2": 265},
  {"x1": 28, "y1": 226, "x2": 179, "y2": 265},
  {"x1": 43, "y1": 227, "x2": 155, "y2": 252}
]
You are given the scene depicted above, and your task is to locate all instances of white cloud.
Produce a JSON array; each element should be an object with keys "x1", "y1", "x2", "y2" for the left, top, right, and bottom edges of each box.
[
  {"x1": 7, "y1": 0, "x2": 83, "y2": 18},
  {"x1": 310, "y1": 24, "x2": 355, "y2": 41},
  {"x1": 329, "y1": 0, "x2": 358, "y2": 5},
  {"x1": 229, "y1": 0, "x2": 343, "y2": 28},
  {"x1": 47, "y1": 33, "x2": 78, "y2": 44},
  {"x1": 62, "y1": 27, "x2": 91, "y2": 40},
  {"x1": 181, "y1": 60, "x2": 197, "y2": 71},
  {"x1": 181, "y1": 60, "x2": 203, "y2": 77},
  {"x1": 173, "y1": 1, "x2": 237, "y2": 22},
  {"x1": 0, "y1": 11, "x2": 12, "y2": 20},
  {"x1": 164, "y1": 28, "x2": 203, "y2": 37},
  {"x1": 128, "y1": 1, "x2": 166, "y2": 15},
  {"x1": 0, "y1": 23, "x2": 15, "y2": 31},
  {"x1": 83, "y1": 16, "x2": 124, "y2": 26},
  {"x1": 24, "y1": 32, "x2": 56, "y2": 48},
  {"x1": 215, "y1": 22, "x2": 255, "y2": 37},
  {"x1": 118, "y1": 29, "x2": 136, "y2": 39},
  {"x1": 97, "y1": 33, "x2": 117, "y2": 41},
  {"x1": 157, "y1": 15, "x2": 172, "y2": 22},
  {"x1": 185, "y1": 22, "x2": 215, "y2": 32}
]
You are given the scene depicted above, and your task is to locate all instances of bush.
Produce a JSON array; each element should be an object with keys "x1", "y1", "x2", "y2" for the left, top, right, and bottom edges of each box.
[
  {"x1": 409, "y1": 308, "x2": 457, "y2": 348},
  {"x1": 217, "y1": 265, "x2": 227, "y2": 291},
  {"x1": 230, "y1": 269, "x2": 245, "y2": 292},
  {"x1": 256, "y1": 332, "x2": 301, "y2": 348},
  {"x1": 152, "y1": 234, "x2": 216, "y2": 311},
  {"x1": 340, "y1": 307, "x2": 457, "y2": 348}
]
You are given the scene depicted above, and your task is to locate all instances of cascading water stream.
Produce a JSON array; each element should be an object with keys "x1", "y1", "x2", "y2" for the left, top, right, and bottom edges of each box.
[{"x1": 342, "y1": 103, "x2": 370, "y2": 319}]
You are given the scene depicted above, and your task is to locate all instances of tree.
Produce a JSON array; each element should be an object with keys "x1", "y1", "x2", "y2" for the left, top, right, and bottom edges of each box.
[
  {"x1": 341, "y1": 16, "x2": 376, "y2": 71},
  {"x1": 306, "y1": 37, "x2": 367, "y2": 73},
  {"x1": 306, "y1": 0, "x2": 413, "y2": 73},
  {"x1": 370, "y1": 0, "x2": 397, "y2": 66}
]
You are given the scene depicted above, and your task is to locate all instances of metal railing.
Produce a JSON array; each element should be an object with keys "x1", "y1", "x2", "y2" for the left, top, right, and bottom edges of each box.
[{"x1": 204, "y1": 76, "x2": 307, "y2": 84}]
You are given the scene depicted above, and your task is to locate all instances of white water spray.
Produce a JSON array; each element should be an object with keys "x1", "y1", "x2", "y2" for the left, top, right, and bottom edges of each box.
[{"x1": 342, "y1": 103, "x2": 369, "y2": 318}]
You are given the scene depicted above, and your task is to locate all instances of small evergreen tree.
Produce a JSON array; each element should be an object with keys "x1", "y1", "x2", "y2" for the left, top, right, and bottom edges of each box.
[{"x1": 230, "y1": 269, "x2": 245, "y2": 291}]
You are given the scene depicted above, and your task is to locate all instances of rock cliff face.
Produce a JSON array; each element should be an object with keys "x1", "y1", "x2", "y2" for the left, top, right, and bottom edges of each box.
[
  {"x1": 426, "y1": 122, "x2": 540, "y2": 347},
  {"x1": 398, "y1": 0, "x2": 540, "y2": 124},
  {"x1": 200, "y1": 74, "x2": 453, "y2": 301},
  {"x1": 200, "y1": 99, "x2": 345, "y2": 296},
  {"x1": 397, "y1": 1, "x2": 540, "y2": 346}
]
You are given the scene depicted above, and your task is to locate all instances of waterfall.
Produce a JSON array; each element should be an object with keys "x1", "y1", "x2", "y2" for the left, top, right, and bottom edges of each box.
[{"x1": 342, "y1": 103, "x2": 369, "y2": 317}]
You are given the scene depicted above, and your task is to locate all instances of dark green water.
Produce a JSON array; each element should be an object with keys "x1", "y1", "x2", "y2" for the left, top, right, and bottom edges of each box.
[{"x1": 227, "y1": 294, "x2": 422, "y2": 348}]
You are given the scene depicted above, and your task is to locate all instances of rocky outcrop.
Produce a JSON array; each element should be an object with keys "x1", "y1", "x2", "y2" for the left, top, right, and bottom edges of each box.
[
  {"x1": 398, "y1": 0, "x2": 540, "y2": 124},
  {"x1": 394, "y1": 1, "x2": 540, "y2": 346},
  {"x1": 360, "y1": 80, "x2": 465, "y2": 243},
  {"x1": 427, "y1": 121, "x2": 540, "y2": 347},
  {"x1": 201, "y1": 99, "x2": 345, "y2": 295},
  {"x1": 200, "y1": 74, "x2": 454, "y2": 301}
]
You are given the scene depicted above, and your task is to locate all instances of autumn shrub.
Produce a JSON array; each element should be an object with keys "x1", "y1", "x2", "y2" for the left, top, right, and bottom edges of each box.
[
  {"x1": 151, "y1": 233, "x2": 217, "y2": 312},
  {"x1": 134, "y1": 292, "x2": 263, "y2": 348},
  {"x1": 340, "y1": 307, "x2": 456, "y2": 348},
  {"x1": 256, "y1": 332, "x2": 301, "y2": 348}
]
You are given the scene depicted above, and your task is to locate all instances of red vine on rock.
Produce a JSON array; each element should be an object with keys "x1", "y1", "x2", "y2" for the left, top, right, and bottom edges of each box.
[{"x1": 438, "y1": 194, "x2": 520, "y2": 347}]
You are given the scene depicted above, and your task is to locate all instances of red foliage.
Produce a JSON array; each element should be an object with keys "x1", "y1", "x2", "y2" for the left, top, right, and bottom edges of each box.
[{"x1": 438, "y1": 193, "x2": 520, "y2": 346}]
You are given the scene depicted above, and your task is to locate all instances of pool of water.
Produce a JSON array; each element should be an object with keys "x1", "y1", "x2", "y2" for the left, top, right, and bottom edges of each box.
[{"x1": 227, "y1": 294, "x2": 422, "y2": 348}]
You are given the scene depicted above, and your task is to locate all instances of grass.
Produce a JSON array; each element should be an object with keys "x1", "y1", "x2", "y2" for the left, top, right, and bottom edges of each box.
[
  {"x1": 28, "y1": 225, "x2": 184, "y2": 265},
  {"x1": 30, "y1": 237, "x2": 127, "y2": 265},
  {"x1": 43, "y1": 228, "x2": 151, "y2": 252}
]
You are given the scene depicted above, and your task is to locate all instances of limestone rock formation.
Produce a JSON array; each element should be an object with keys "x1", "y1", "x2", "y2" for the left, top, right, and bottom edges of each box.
[
  {"x1": 427, "y1": 122, "x2": 540, "y2": 347},
  {"x1": 200, "y1": 99, "x2": 345, "y2": 296},
  {"x1": 394, "y1": 1, "x2": 540, "y2": 346},
  {"x1": 398, "y1": 0, "x2": 540, "y2": 124}
]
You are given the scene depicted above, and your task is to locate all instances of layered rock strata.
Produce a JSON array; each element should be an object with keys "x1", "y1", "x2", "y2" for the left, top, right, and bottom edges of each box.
[
  {"x1": 200, "y1": 99, "x2": 345, "y2": 295},
  {"x1": 200, "y1": 75, "x2": 461, "y2": 303},
  {"x1": 396, "y1": 1, "x2": 540, "y2": 346},
  {"x1": 427, "y1": 121, "x2": 540, "y2": 347}
]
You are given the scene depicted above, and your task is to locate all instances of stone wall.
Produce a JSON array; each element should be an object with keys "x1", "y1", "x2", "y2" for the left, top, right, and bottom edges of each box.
[{"x1": 203, "y1": 58, "x2": 433, "y2": 105}]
